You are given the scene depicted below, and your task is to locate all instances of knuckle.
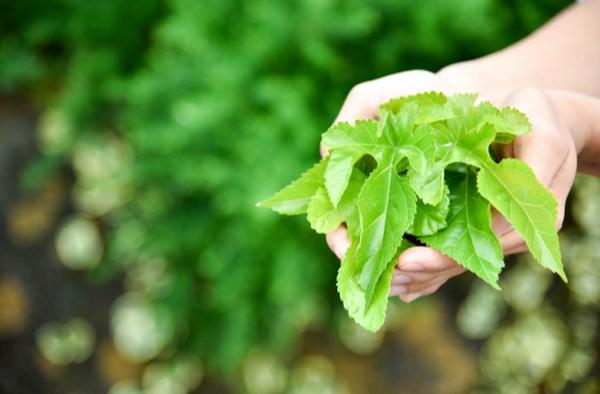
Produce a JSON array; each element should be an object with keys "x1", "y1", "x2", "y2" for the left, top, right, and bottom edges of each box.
[
  {"x1": 507, "y1": 87, "x2": 545, "y2": 102},
  {"x1": 348, "y1": 82, "x2": 370, "y2": 101},
  {"x1": 406, "y1": 281, "x2": 432, "y2": 294},
  {"x1": 542, "y1": 128, "x2": 567, "y2": 151},
  {"x1": 421, "y1": 285, "x2": 441, "y2": 297}
]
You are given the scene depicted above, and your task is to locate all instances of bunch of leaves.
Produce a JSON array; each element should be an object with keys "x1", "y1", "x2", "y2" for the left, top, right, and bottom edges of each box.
[{"x1": 259, "y1": 92, "x2": 566, "y2": 331}]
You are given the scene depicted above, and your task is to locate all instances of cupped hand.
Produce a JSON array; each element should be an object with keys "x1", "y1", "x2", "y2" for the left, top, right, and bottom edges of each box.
[{"x1": 324, "y1": 75, "x2": 579, "y2": 302}]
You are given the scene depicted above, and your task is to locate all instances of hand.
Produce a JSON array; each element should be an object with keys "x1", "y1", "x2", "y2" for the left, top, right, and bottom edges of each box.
[
  {"x1": 324, "y1": 69, "x2": 462, "y2": 301},
  {"x1": 390, "y1": 87, "x2": 582, "y2": 301},
  {"x1": 320, "y1": 70, "x2": 455, "y2": 158},
  {"x1": 325, "y1": 80, "x2": 582, "y2": 302}
]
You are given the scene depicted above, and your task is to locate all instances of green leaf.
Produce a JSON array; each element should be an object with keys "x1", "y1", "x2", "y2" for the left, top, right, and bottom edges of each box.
[
  {"x1": 382, "y1": 91, "x2": 454, "y2": 125},
  {"x1": 447, "y1": 93, "x2": 478, "y2": 118},
  {"x1": 325, "y1": 149, "x2": 361, "y2": 208},
  {"x1": 324, "y1": 114, "x2": 434, "y2": 177},
  {"x1": 408, "y1": 161, "x2": 446, "y2": 205},
  {"x1": 413, "y1": 100, "x2": 499, "y2": 204},
  {"x1": 381, "y1": 102, "x2": 418, "y2": 149},
  {"x1": 421, "y1": 169, "x2": 504, "y2": 289},
  {"x1": 407, "y1": 186, "x2": 450, "y2": 237},
  {"x1": 307, "y1": 168, "x2": 367, "y2": 235},
  {"x1": 257, "y1": 159, "x2": 327, "y2": 214},
  {"x1": 354, "y1": 164, "x2": 416, "y2": 308},
  {"x1": 397, "y1": 123, "x2": 436, "y2": 175},
  {"x1": 377, "y1": 107, "x2": 391, "y2": 138},
  {"x1": 337, "y1": 169, "x2": 367, "y2": 235},
  {"x1": 487, "y1": 106, "x2": 532, "y2": 144},
  {"x1": 322, "y1": 120, "x2": 382, "y2": 158},
  {"x1": 439, "y1": 100, "x2": 499, "y2": 166},
  {"x1": 337, "y1": 239, "x2": 413, "y2": 332},
  {"x1": 477, "y1": 159, "x2": 566, "y2": 281},
  {"x1": 306, "y1": 187, "x2": 344, "y2": 234}
]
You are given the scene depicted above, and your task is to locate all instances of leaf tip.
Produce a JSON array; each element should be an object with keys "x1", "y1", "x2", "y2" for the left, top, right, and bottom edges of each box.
[
  {"x1": 558, "y1": 270, "x2": 568, "y2": 283},
  {"x1": 362, "y1": 323, "x2": 380, "y2": 333}
]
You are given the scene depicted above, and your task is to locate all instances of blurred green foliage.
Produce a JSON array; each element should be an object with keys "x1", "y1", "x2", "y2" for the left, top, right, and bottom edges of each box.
[{"x1": 1, "y1": 0, "x2": 574, "y2": 389}]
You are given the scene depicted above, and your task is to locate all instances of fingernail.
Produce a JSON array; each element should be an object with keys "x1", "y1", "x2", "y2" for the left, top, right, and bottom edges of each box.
[
  {"x1": 491, "y1": 214, "x2": 512, "y2": 236},
  {"x1": 333, "y1": 245, "x2": 348, "y2": 260},
  {"x1": 400, "y1": 263, "x2": 424, "y2": 272},
  {"x1": 389, "y1": 286, "x2": 408, "y2": 296},
  {"x1": 392, "y1": 275, "x2": 412, "y2": 285},
  {"x1": 405, "y1": 293, "x2": 422, "y2": 303},
  {"x1": 333, "y1": 247, "x2": 343, "y2": 260}
]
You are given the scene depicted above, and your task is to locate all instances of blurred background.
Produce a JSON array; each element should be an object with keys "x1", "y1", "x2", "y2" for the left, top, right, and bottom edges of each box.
[{"x1": 2, "y1": 0, "x2": 600, "y2": 393}]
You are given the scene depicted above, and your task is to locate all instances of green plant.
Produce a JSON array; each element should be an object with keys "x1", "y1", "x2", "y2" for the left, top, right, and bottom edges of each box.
[{"x1": 260, "y1": 92, "x2": 565, "y2": 331}]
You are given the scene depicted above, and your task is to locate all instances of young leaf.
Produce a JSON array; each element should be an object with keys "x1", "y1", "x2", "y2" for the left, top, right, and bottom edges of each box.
[
  {"x1": 477, "y1": 159, "x2": 566, "y2": 281},
  {"x1": 308, "y1": 168, "x2": 367, "y2": 235},
  {"x1": 377, "y1": 107, "x2": 391, "y2": 137},
  {"x1": 257, "y1": 159, "x2": 328, "y2": 215},
  {"x1": 438, "y1": 100, "x2": 498, "y2": 167},
  {"x1": 382, "y1": 101, "x2": 418, "y2": 148},
  {"x1": 338, "y1": 239, "x2": 413, "y2": 332},
  {"x1": 354, "y1": 164, "x2": 416, "y2": 308},
  {"x1": 487, "y1": 106, "x2": 532, "y2": 144},
  {"x1": 446, "y1": 93, "x2": 478, "y2": 118},
  {"x1": 322, "y1": 120, "x2": 383, "y2": 158},
  {"x1": 421, "y1": 169, "x2": 504, "y2": 289},
  {"x1": 396, "y1": 123, "x2": 436, "y2": 175},
  {"x1": 306, "y1": 188, "x2": 344, "y2": 234},
  {"x1": 408, "y1": 161, "x2": 446, "y2": 205},
  {"x1": 407, "y1": 186, "x2": 450, "y2": 237},
  {"x1": 411, "y1": 100, "x2": 499, "y2": 204},
  {"x1": 381, "y1": 91, "x2": 454, "y2": 125},
  {"x1": 325, "y1": 149, "x2": 361, "y2": 208},
  {"x1": 337, "y1": 169, "x2": 368, "y2": 228}
]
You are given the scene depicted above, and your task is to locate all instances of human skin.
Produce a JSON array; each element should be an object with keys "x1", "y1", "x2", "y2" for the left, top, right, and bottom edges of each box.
[{"x1": 323, "y1": 0, "x2": 600, "y2": 303}]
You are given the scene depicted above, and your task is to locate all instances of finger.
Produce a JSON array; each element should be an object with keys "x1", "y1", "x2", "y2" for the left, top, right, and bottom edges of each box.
[
  {"x1": 547, "y1": 144, "x2": 578, "y2": 230},
  {"x1": 392, "y1": 247, "x2": 466, "y2": 294},
  {"x1": 490, "y1": 209, "x2": 512, "y2": 237},
  {"x1": 326, "y1": 225, "x2": 351, "y2": 260},
  {"x1": 400, "y1": 263, "x2": 465, "y2": 293},
  {"x1": 499, "y1": 146, "x2": 577, "y2": 256},
  {"x1": 399, "y1": 281, "x2": 446, "y2": 303},
  {"x1": 392, "y1": 261, "x2": 460, "y2": 284},
  {"x1": 502, "y1": 88, "x2": 569, "y2": 188},
  {"x1": 490, "y1": 209, "x2": 527, "y2": 255},
  {"x1": 391, "y1": 272, "x2": 412, "y2": 285},
  {"x1": 322, "y1": 82, "x2": 378, "y2": 159},
  {"x1": 389, "y1": 284, "x2": 408, "y2": 297},
  {"x1": 333, "y1": 70, "x2": 443, "y2": 124},
  {"x1": 397, "y1": 246, "x2": 458, "y2": 273},
  {"x1": 498, "y1": 228, "x2": 529, "y2": 255},
  {"x1": 324, "y1": 70, "x2": 441, "y2": 158},
  {"x1": 390, "y1": 276, "x2": 452, "y2": 299},
  {"x1": 334, "y1": 82, "x2": 380, "y2": 124},
  {"x1": 392, "y1": 263, "x2": 466, "y2": 287}
]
